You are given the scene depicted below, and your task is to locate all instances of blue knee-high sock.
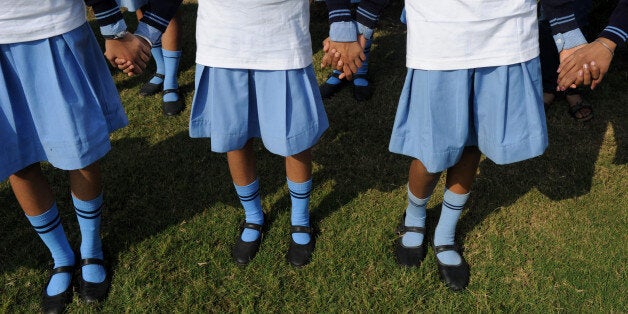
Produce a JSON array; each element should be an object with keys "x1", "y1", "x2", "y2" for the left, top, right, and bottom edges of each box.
[
  {"x1": 73, "y1": 193, "x2": 106, "y2": 283},
  {"x1": 234, "y1": 179, "x2": 264, "y2": 242},
  {"x1": 26, "y1": 203, "x2": 75, "y2": 296},
  {"x1": 288, "y1": 178, "x2": 312, "y2": 245},
  {"x1": 354, "y1": 38, "x2": 371, "y2": 87},
  {"x1": 162, "y1": 49, "x2": 182, "y2": 102},
  {"x1": 401, "y1": 186, "x2": 430, "y2": 247},
  {"x1": 149, "y1": 45, "x2": 165, "y2": 85},
  {"x1": 433, "y1": 189, "x2": 470, "y2": 265}
]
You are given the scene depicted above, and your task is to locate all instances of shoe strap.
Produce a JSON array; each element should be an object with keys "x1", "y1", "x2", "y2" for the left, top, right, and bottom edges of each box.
[
  {"x1": 352, "y1": 73, "x2": 368, "y2": 80},
  {"x1": 242, "y1": 222, "x2": 263, "y2": 231},
  {"x1": 51, "y1": 265, "x2": 75, "y2": 275},
  {"x1": 153, "y1": 73, "x2": 165, "y2": 80},
  {"x1": 81, "y1": 258, "x2": 105, "y2": 267},
  {"x1": 329, "y1": 71, "x2": 341, "y2": 79},
  {"x1": 397, "y1": 225, "x2": 425, "y2": 235},
  {"x1": 290, "y1": 225, "x2": 312, "y2": 234},
  {"x1": 163, "y1": 88, "x2": 179, "y2": 95},
  {"x1": 433, "y1": 244, "x2": 459, "y2": 254}
]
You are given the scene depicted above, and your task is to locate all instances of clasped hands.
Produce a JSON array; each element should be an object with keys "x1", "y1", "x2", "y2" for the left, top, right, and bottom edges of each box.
[
  {"x1": 320, "y1": 35, "x2": 367, "y2": 80},
  {"x1": 556, "y1": 38, "x2": 616, "y2": 91},
  {"x1": 103, "y1": 32, "x2": 151, "y2": 77}
]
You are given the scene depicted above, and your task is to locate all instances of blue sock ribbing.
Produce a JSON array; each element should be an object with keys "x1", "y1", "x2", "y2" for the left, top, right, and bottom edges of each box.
[
  {"x1": 162, "y1": 49, "x2": 181, "y2": 102},
  {"x1": 234, "y1": 179, "x2": 264, "y2": 242},
  {"x1": 73, "y1": 193, "x2": 106, "y2": 283},
  {"x1": 149, "y1": 46, "x2": 165, "y2": 85},
  {"x1": 401, "y1": 186, "x2": 429, "y2": 247},
  {"x1": 434, "y1": 189, "x2": 470, "y2": 265},
  {"x1": 353, "y1": 39, "x2": 371, "y2": 87},
  {"x1": 288, "y1": 178, "x2": 312, "y2": 245},
  {"x1": 26, "y1": 203, "x2": 75, "y2": 296}
]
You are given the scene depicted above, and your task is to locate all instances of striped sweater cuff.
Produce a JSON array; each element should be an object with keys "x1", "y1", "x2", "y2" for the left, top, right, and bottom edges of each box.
[
  {"x1": 600, "y1": 26, "x2": 627, "y2": 45},
  {"x1": 87, "y1": 0, "x2": 123, "y2": 28},
  {"x1": 355, "y1": 0, "x2": 388, "y2": 29}
]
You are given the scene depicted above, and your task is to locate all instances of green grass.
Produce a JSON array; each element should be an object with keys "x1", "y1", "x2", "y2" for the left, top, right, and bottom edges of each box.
[{"x1": 1, "y1": 2, "x2": 627, "y2": 312}]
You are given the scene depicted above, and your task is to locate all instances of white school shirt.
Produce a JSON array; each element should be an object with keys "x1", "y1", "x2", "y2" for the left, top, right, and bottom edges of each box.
[
  {"x1": 405, "y1": 0, "x2": 539, "y2": 70},
  {"x1": 0, "y1": 0, "x2": 86, "y2": 44},
  {"x1": 195, "y1": 0, "x2": 313, "y2": 70}
]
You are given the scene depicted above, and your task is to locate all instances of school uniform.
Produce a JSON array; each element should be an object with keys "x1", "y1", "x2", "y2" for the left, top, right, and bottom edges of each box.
[
  {"x1": 387, "y1": 0, "x2": 588, "y2": 173},
  {"x1": 0, "y1": 0, "x2": 181, "y2": 180},
  {"x1": 190, "y1": 0, "x2": 329, "y2": 156}
]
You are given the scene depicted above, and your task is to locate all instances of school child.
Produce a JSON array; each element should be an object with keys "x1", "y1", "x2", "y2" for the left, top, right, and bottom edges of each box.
[
  {"x1": 0, "y1": 0, "x2": 180, "y2": 312},
  {"x1": 117, "y1": 0, "x2": 184, "y2": 116},
  {"x1": 385, "y1": 0, "x2": 586, "y2": 291},
  {"x1": 189, "y1": 0, "x2": 329, "y2": 267},
  {"x1": 316, "y1": 0, "x2": 375, "y2": 101}
]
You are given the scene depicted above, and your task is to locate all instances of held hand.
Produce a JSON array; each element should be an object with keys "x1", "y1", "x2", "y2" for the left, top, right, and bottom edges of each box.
[
  {"x1": 557, "y1": 39, "x2": 615, "y2": 90},
  {"x1": 104, "y1": 33, "x2": 151, "y2": 76},
  {"x1": 556, "y1": 44, "x2": 587, "y2": 90},
  {"x1": 328, "y1": 40, "x2": 366, "y2": 80}
]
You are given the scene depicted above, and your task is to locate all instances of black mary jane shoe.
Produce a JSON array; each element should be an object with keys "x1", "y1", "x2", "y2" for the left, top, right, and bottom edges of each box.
[
  {"x1": 41, "y1": 265, "x2": 75, "y2": 314},
  {"x1": 433, "y1": 244, "x2": 470, "y2": 291},
  {"x1": 232, "y1": 221, "x2": 264, "y2": 266},
  {"x1": 139, "y1": 73, "x2": 165, "y2": 97},
  {"x1": 394, "y1": 218, "x2": 426, "y2": 267},
  {"x1": 78, "y1": 258, "x2": 111, "y2": 303},
  {"x1": 319, "y1": 72, "x2": 348, "y2": 99},
  {"x1": 162, "y1": 89, "x2": 184, "y2": 116},
  {"x1": 352, "y1": 74, "x2": 373, "y2": 102},
  {"x1": 286, "y1": 225, "x2": 315, "y2": 267}
]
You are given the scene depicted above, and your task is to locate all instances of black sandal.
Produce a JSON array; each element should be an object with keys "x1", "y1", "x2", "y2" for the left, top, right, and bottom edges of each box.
[
  {"x1": 41, "y1": 265, "x2": 75, "y2": 314},
  {"x1": 162, "y1": 89, "x2": 184, "y2": 116},
  {"x1": 139, "y1": 73, "x2": 165, "y2": 97},
  {"x1": 319, "y1": 72, "x2": 347, "y2": 99},
  {"x1": 286, "y1": 225, "x2": 315, "y2": 267},
  {"x1": 232, "y1": 221, "x2": 264, "y2": 266},
  {"x1": 433, "y1": 244, "x2": 470, "y2": 291},
  {"x1": 568, "y1": 100, "x2": 593, "y2": 122},
  {"x1": 78, "y1": 258, "x2": 111, "y2": 303},
  {"x1": 394, "y1": 216, "x2": 426, "y2": 267},
  {"x1": 352, "y1": 73, "x2": 373, "y2": 102}
]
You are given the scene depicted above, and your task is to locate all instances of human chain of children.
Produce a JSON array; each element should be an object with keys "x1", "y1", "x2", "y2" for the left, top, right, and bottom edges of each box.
[{"x1": 1, "y1": 0, "x2": 626, "y2": 312}]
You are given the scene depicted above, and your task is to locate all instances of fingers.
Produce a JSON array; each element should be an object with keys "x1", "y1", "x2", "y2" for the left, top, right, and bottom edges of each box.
[
  {"x1": 589, "y1": 61, "x2": 601, "y2": 81},
  {"x1": 322, "y1": 37, "x2": 330, "y2": 53},
  {"x1": 581, "y1": 63, "x2": 591, "y2": 86}
]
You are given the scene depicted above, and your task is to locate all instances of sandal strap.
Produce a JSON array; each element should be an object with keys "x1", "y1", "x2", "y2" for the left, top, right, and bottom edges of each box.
[
  {"x1": 241, "y1": 222, "x2": 263, "y2": 231},
  {"x1": 290, "y1": 225, "x2": 312, "y2": 234},
  {"x1": 397, "y1": 225, "x2": 425, "y2": 235},
  {"x1": 81, "y1": 258, "x2": 105, "y2": 267},
  {"x1": 433, "y1": 244, "x2": 459, "y2": 254},
  {"x1": 352, "y1": 73, "x2": 368, "y2": 80},
  {"x1": 163, "y1": 88, "x2": 179, "y2": 95},
  {"x1": 51, "y1": 265, "x2": 75, "y2": 275},
  {"x1": 568, "y1": 101, "x2": 592, "y2": 115},
  {"x1": 153, "y1": 73, "x2": 165, "y2": 80}
]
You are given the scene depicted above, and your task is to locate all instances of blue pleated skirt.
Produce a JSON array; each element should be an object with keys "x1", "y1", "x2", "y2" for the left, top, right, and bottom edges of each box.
[
  {"x1": 189, "y1": 64, "x2": 329, "y2": 157},
  {"x1": 0, "y1": 23, "x2": 128, "y2": 180}
]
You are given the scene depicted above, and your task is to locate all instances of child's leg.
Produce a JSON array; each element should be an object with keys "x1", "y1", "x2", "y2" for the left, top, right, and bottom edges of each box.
[
  {"x1": 136, "y1": 9, "x2": 166, "y2": 95},
  {"x1": 69, "y1": 162, "x2": 106, "y2": 284},
  {"x1": 285, "y1": 149, "x2": 313, "y2": 245},
  {"x1": 227, "y1": 139, "x2": 264, "y2": 242},
  {"x1": 401, "y1": 159, "x2": 440, "y2": 247},
  {"x1": 434, "y1": 146, "x2": 481, "y2": 265},
  {"x1": 9, "y1": 163, "x2": 74, "y2": 296},
  {"x1": 353, "y1": 38, "x2": 372, "y2": 101},
  {"x1": 161, "y1": 13, "x2": 183, "y2": 105}
]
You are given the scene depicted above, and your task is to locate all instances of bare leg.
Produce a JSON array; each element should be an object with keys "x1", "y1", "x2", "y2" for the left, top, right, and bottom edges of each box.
[
  {"x1": 227, "y1": 139, "x2": 257, "y2": 186},
  {"x1": 69, "y1": 162, "x2": 101, "y2": 201},
  {"x1": 445, "y1": 146, "x2": 481, "y2": 194},
  {"x1": 285, "y1": 149, "x2": 312, "y2": 183},
  {"x1": 9, "y1": 163, "x2": 54, "y2": 216}
]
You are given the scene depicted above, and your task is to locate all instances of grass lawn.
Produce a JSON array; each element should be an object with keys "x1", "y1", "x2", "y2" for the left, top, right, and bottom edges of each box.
[{"x1": 1, "y1": 1, "x2": 626, "y2": 312}]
